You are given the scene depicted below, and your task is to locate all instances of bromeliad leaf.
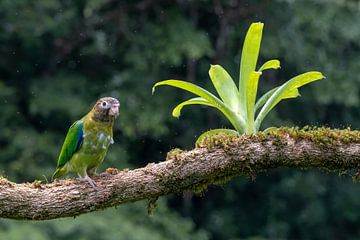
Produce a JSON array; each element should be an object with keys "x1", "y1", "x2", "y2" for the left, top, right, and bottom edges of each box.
[
  {"x1": 152, "y1": 80, "x2": 223, "y2": 107},
  {"x1": 254, "y1": 87, "x2": 299, "y2": 114},
  {"x1": 254, "y1": 88, "x2": 277, "y2": 114},
  {"x1": 239, "y1": 22, "x2": 264, "y2": 117},
  {"x1": 209, "y1": 65, "x2": 240, "y2": 111},
  {"x1": 153, "y1": 80, "x2": 246, "y2": 132},
  {"x1": 255, "y1": 71, "x2": 325, "y2": 130},
  {"x1": 172, "y1": 97, "x2": 213, "y2": 118},
  {"x1": 259, "y1": 59, "x2": 281, "y2": 72},
  {"x1": 245, "y1": 71, "x2": 262, "y2": 133}
]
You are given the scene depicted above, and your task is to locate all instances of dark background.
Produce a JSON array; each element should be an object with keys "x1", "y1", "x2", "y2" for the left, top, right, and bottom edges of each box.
[{"x1": 1, "y1": 0, "x2": 360, "y2": 239}]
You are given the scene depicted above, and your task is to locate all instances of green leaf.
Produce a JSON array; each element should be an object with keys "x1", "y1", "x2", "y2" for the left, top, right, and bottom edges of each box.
[
  {"x1": 254, "y1": 87, "x2": 299, "y2": 114},
  {"x1": 239, "y1": 22, "x2": 264, "y2": 117},
  {"x1": 195, "y1": 128, "x2": 240, "y2": 148},
  {"x1": 245, "y1": 71, "x2": 262, "y2": 133},
  {"x1": 254, "y1": 88, "x2": 277, "y2": 114},
  {"x1": 153, "y1": 80, "x2": 246, "y2": 132},
  {"x1": 152, "y1": 80, "x2": 223, "y2": 107},
  {"x1": 209, "y1": 65, "x2": 239, "y2": 111},
  {"x1": 255, "y1": 71, "x2": 325, "y2": 130},
  {"x1": 259, "y1": 59, "x2": 281, "y2": 71},
  {"x1": 172, "y1": 97, "x2": 213, "y2": 118}
]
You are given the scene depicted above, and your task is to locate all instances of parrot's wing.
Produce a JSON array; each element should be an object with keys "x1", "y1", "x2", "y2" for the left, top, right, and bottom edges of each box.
[{"x1": 56, "y1": 120, "x2": 84, "y2": 169}]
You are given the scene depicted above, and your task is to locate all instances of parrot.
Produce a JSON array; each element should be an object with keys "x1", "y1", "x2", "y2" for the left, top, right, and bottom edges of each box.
[{"x1": 52, "y1": 97, "x2": 120, "y2": 188}]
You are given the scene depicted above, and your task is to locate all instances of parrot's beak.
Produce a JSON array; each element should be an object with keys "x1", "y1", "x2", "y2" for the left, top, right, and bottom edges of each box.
[{"x1": 109, "y1": 103, "x2": 120, "y2": 117}]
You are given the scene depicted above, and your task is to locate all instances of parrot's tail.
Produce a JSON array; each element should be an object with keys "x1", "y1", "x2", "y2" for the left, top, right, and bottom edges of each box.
[{"x1": 52, "y1": 168, "x2": 65, "y2": 181}]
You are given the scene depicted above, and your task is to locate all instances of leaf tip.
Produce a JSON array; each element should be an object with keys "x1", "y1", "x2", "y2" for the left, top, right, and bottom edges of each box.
[
  {"x1": 253, "y1": 21, "x2": 264, "y2": 27},
  {"x1": 172, "y1": 112, "x2": 180, "y2": 118},
  {"x1": 275, "y1": 60, "x2": 281, "y2": 69},
  {"x1": 209, "y1": 64, "x2": 220, "y2": 69},
  {"x1": 251, "y1": 22, "x2": 264, "y2": 32},
  {"x1": 172, "y1": 106, "x2": 181, "y2": 118},
  {"x1": 314, "y1": 71, "x2": 326, "y2": 80}
]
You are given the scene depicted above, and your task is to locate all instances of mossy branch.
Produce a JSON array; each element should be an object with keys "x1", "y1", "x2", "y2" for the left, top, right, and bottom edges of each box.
[{"x1": 1, "y1": 128, "x2": 360, "y2": 221}]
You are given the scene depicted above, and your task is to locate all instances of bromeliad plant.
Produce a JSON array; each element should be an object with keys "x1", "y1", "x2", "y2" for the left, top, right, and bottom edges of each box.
[{"x1": 152, "y1": 22, "x2": 325, "y2": 139}]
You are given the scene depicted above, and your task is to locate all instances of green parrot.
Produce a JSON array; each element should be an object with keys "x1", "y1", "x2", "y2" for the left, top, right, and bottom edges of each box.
[{"x1": 52, "y1": 97, "x2": 120, "y2": 188}]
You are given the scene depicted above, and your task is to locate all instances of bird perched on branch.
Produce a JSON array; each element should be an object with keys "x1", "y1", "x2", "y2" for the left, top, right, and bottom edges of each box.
[{"x1": 52, "y1": 97, "x2": 120, "y2": 188}]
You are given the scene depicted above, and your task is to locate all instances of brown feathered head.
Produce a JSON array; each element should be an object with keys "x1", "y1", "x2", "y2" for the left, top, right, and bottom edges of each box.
[{"x1": 92, "y1": 97, "x2": 120, "y2": 123}]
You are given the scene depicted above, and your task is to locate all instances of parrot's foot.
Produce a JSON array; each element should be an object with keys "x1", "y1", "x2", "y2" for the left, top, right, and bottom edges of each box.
[{"x1": 79, "y1": 175, "x2": 97, "y2": 189}]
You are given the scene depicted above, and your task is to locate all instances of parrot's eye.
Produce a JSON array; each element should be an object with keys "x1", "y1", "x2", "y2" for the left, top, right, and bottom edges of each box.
[{"x1": 101, "y1": 101, "x2": 108, "y2": 108}]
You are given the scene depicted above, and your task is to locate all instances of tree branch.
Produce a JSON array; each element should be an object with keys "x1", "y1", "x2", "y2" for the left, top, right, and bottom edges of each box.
[{"x1": 1, "y1": 128, "x2": 360, "y2": 220}]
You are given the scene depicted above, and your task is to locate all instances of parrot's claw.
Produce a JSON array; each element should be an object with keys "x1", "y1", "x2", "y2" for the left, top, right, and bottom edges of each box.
[{"x1": 80, "y1": 175, "x2": 97, "y2": 189}]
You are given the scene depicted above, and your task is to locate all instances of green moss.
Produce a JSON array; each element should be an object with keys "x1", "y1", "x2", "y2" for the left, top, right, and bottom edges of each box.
[
  {"x1": 31, "y1": 179, "x2": 44, "y2": 188},
  {"x1": 147, "y1": 197, "x2": 158, "y2": 215},
  {"x1": 212, "y1": 174, "x2": 238, "y2": 186},
  {"x1": 353, "y1": 170, "x2": 360, "y2": 182},
  {"x1": 195, "y1": 130, "x2": 241, "y2": 149},
  {"x1": 186, "y1": 181, "x2": 210, "y2": 194},
  {"x1": 0, "y1": 176, "x2": 14, "y2": 187},
  {"x1": 185, "y1": 172, "x2": 256, "y2": 194},
  {"x1": 194, "y1": 126, "x2": 360, "y2": 150},
  {"x1": 106, "y1": 167, "x2": 120, "y2": 175},
  {"x1": 266, "y1": 126, "x2": 360, "y2": 145},
  {"x1": 166, "y1": 148, "x2": 185, "y2": 161}
]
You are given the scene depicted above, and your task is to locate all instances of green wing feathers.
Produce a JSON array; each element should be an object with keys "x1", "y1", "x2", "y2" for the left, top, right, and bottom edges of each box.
[{"x1": 52, "y1": 120, "x2": 84, "y2": 180}]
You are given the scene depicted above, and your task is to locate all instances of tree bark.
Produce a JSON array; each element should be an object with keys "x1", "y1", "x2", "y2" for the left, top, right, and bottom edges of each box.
[{"x1": 1, "y1": 128, "x2": 360, "y2": 220}]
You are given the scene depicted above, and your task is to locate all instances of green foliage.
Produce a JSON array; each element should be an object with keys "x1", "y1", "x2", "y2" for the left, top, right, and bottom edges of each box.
[
  {"x1": 153, "y1": 79, "x2": 245, "y2": 132},
  {"x1": 153, "y1": 22, "x2": 325, "y2": 137},
  {"x1": 255, "y1": 71, "x2": 324, "y2": 130}
]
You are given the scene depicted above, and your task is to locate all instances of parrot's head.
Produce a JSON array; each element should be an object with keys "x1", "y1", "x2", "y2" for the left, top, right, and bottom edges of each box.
[{"x1": 92, "y1": 97, "x2": 120, "y2": 123}]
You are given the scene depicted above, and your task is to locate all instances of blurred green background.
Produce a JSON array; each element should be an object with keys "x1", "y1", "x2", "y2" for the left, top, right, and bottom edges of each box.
[{"x1": 0, "y1": 0, "x2": 360, "y2": 239}]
